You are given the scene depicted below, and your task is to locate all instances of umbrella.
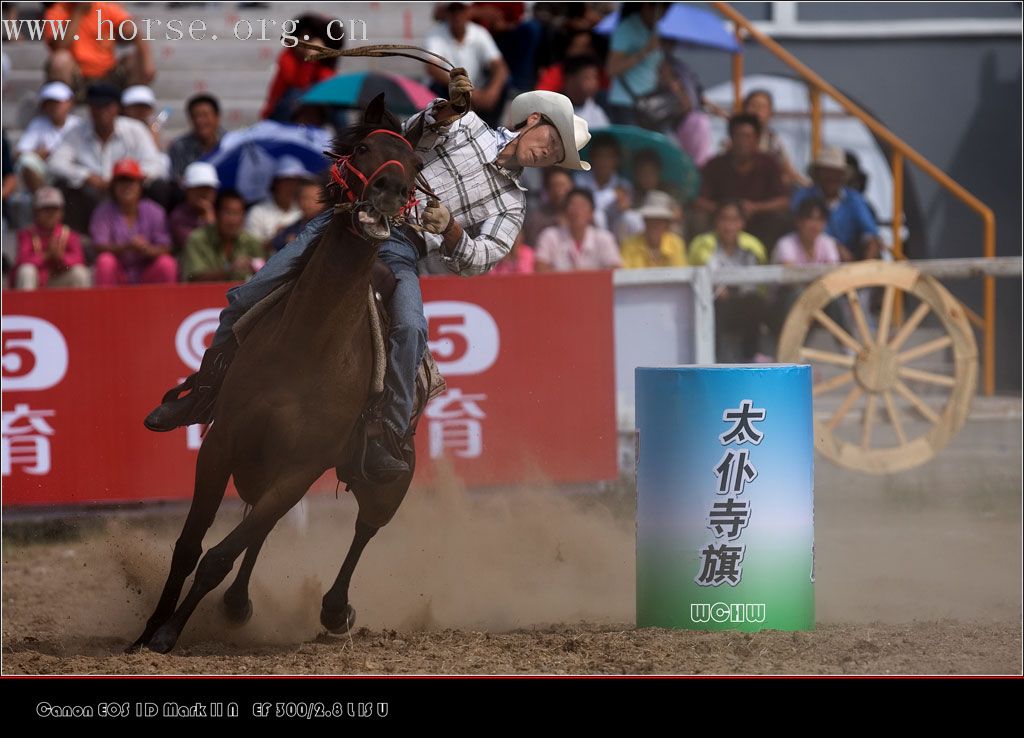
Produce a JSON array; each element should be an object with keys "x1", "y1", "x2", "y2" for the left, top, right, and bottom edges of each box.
[
  {"x1": 582, "y1": 124, "x2": 700, "y2": 202},
  {"x1": 203, "y1": 120, "x2": 333, "y2": 204},
  {"x1": 595, "y1": 4, "x2": 740, "y2": 53},
  {"x1": 301, "y1": 71, "x2": 436, "y2": 115}
]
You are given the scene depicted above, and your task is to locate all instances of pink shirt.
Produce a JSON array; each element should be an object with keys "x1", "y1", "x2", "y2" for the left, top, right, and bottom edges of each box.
[
  {"x1": 15, "y1": 224, "x2": 85, "y2": 287},
  {"x1": 772, "y1": 232, "x2": 841, "y2": 266},
  {"x1": 489, "y1": 244, "x2": 536, "y2": 275},
  {"x1": 535, "y1": 225, "x2": 622, "y2": 272}
]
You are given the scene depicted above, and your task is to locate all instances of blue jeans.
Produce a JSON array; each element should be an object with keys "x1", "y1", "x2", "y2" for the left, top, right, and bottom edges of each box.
[{"x1": 212, "y1": 211, "x2": 427, "y2": 439}]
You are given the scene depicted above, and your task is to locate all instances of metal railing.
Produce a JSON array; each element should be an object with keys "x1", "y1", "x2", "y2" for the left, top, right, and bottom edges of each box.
[
  {"x1": 711, "y1": 1, "x2": 999, "y2": 395},
  {"x1": 613, "y1": 257, "x2": 1022, "y2": 369}
]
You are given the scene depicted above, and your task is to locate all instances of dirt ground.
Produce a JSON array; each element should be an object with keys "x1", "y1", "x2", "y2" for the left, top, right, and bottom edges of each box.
[{"x1": 3, "y1": 445, "x2": 1021, "y2": 676}]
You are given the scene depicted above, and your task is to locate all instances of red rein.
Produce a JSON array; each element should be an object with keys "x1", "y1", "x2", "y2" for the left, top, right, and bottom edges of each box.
[{"x1": 329, "y1": 128, "x2": 419, "y2": 219}]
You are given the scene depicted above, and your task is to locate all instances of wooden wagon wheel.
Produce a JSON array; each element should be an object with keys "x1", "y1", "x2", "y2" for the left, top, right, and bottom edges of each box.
[{"x1": 777, "y1": 261, "x2": 977, "y2": 474}]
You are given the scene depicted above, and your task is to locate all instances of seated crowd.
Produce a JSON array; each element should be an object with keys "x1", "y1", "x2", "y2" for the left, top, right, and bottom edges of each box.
[{"x1": 1, "y1": 1, "x2": 889, "y2": 364}]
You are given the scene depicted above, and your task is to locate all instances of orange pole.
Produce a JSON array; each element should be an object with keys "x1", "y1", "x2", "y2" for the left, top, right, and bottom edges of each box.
[
  {"x1": 731, "y1": 25, "x2": 743, "y2": 112},
  {"x1": 809, "y1": 86, "x2": 822, "y2": 160},
  {"x1": 984, "y1": 215, "x2": 996, "y2": 395},
  {"x1": 892, "y1": 150, "x2": 905, "y2": 325},
  {"x1": 892, "y1": 150, "x2": 904, "y2": 261},
  {"x1": 710, "y1": 1, "x2": 998, "y2": 396}
]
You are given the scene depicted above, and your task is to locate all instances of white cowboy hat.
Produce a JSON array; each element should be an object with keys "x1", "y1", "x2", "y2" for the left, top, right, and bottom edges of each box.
[
  {"x1": 637, "y1": 190, "x2": 678, "y2": 221},
  {"x1": 508, "y1": 90, "x2": 592, "y2": 171}
]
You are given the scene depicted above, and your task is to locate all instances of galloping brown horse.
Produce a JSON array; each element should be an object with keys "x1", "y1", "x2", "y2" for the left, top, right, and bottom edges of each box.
[{"x1": 129, "y1": 95, "x2": 425, "y2": 654}]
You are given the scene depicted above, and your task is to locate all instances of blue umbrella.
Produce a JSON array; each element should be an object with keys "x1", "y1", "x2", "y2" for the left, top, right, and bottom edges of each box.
[
  {"x1": 595, "y1": 4, "x2": 740, "y2": 53},
  {"x1": 203, "y1": 120, "x2": 333, "y2": 204}
]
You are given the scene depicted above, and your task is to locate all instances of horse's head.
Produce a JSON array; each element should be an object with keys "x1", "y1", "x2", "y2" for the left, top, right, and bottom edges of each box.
[{"x1": 325, "y1": 93, "x2": 423, "y2": 242}]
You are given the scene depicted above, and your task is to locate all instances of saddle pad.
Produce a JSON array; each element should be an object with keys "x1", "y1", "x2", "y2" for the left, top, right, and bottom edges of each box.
[{"x1": 232, "y1": 279, "x2": 446, "y2": 402}]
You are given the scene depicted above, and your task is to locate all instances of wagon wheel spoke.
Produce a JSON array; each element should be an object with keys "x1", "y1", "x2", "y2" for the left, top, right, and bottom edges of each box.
[
  {"x1": 801, "y1": 347, "x2": 856, "y2": 368},
  {"x1": 826, "y1": 385, "x2": 864, "y2": 430},
  {"x1": 893, "y1": 379, "x2": 941, "y2": 424},
  {"x1": 883, "y1": 390, "x2": 908, "y2": 445},
  {"x1": 845, "y1": 291, "x2": 874, "y2": 347},
  {"x1": 861, "y1": 393, "x2": 878, "y2": 449},
  {"x1": 876, "y1": 285, "x2": 896, "y2": 345},
  {"x1": 897, "y1": 335, "x2": 953, "y2": 364},
  {"x1": 813, "y1": 370, "x2": 854, "y2": 397},
  {"x1": 888, "y1": 301, "x2": 930, "y2": 352},
  {"x1": 897, "y1": 366, "x2": 956, "y2": 388},
  {"x1": 812, "y1": 309, "x2": 862, "y2": 354}
]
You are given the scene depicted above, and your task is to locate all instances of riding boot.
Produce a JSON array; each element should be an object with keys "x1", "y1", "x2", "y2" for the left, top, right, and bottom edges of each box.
[
  {"x1": 363, "y1": 411, "x2": 410, "y2": 484},
  {"x1": 143, "y1": 336, "x2": 238, "y2": 432}
]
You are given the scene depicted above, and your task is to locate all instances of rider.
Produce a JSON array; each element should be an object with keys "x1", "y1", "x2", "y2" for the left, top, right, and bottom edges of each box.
[{"x1": 144, "y1": 72, "x2": 593, "y2": 482}]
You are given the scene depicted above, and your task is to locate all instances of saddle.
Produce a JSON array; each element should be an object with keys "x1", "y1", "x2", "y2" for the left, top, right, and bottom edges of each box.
[{"x1": 232, "y1": 259, "x2": 447, "y2": 486}]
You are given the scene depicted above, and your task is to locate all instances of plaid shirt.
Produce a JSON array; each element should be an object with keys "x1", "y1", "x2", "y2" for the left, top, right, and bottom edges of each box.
[{"x1": 404, "y1": 100, "x2": 526, "y2": 276}]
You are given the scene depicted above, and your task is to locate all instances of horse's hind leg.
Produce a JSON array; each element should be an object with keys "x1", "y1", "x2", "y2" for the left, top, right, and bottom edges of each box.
[
  {"x1": 127, "y1": 426, "x2": 231, "y2": 653},
  {"x1": 146, "y1": 467, "x2": 321, "y2": 654},
  {"x1": 321, "y1": 518, "x2": 379, "y2": 633},
  {"x1": 222, "y1": 534, "x2": 267, "y2": 625}
]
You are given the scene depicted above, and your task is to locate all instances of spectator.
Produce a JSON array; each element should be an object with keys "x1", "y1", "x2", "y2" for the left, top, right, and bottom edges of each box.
[
  {"x1": 574, "y1": 134, "x2": 631, "y2": 230},
  {"x1": 688, "y1": 199, "x2": 768, "y2": 268},
  {"x1": 632, "y1": 148, "x2": 678, "y2": 206},
  {"x1": 14, "y1": 187, "x2": 90, "y2": 289},
  {"x1": 535, "y1": 188, "x2": 621, "y2": 271},
  {"x1": 90, "y1": 158, "x2": 176, "y2": 285},
  {"x1": 695, "y1": 113, "x2": 789, "y2": 248},
  {"x1": 522, "y1": 166, "x2": 573, "y2": 244},
  {"x1": 15, "y1": 82, "x2": 82, "y2": 192},
  {"x1": 43, "y1": 2, "x2": 155, "y2": 101},
  {"x1": 489, "y1": 230, "x2": 535, "y2": 275},
  {"x1": 168, "y1": 162, "x2": 219, "y2": 253},
  {"x1": 261, "y1": 14, "x2": 341, "y2": 122},
  {"x1": 792, "y1": 146, "x2": 882, "y2": 262},
  {"x1": 620, "y1": 190, "x2": 687, "y2": 268},
  {"x1": 772, "y1": 196, "x2": 842, "y2": 266},
  {"x1": 606, "y1": 181, "x2": 644, "y2": 242},
  {"x1": 269, "y1": 179, "x2": 324, "y2": 253},
  {"x1": 49, "y1": 83, "x2": 168, "y2": 232},
  {"x1": 605, "y1": 2, "x2": 668, "y2": 125},
  {"x1": 562, "y1": 55, "x2": 610, "y2": 130},
  {"x1": 690, "y1": 199, "x2": 774, "y2": 363},
  {"x1": 424, "y1": 2, "x2": 509, "y2": 127},
  {"x1": 182, "y1": 189, "x2": 265, "y2": 282},
  {"x1": 661, "y1": 53, "x2": 722, "y2": 168},
  {"x1": 121, "y1": 85, "x2": 172, "y2": 178},
  {"x1": 742, "y1": 89, "x2": 809, "y2": 188},
  {"x1": 469, "y1": 2, "x2": 543, "y2": 95},
  {"x1": 168, "y1": 94, "x2": 225, "y2": 183},
  {"x1": 536, "y1": 29, "x2": 610, "y2": 94},
  {"x1": 244, "y1": 157, "x2": 310, "y2": 245}
]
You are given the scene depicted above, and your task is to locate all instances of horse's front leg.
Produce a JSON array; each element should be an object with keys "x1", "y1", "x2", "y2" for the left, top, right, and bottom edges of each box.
[{"x1": 127, "y1": 427, "x2": 231, "y2": 652}]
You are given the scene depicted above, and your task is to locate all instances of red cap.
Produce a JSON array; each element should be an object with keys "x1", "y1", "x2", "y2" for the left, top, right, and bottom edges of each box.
[{"x1": 111, "y1": 158, "x2": 144, "y2": 180}]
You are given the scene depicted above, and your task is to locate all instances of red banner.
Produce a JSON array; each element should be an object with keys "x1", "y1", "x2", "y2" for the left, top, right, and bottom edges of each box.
[{"x1": 1, "y1": 273, "x2": 617, "y2": 506}]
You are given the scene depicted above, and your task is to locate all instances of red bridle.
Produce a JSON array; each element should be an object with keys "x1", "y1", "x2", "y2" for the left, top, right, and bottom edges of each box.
[{"x1": 329, "y1": 128, "x2": 419, "y2": 218}]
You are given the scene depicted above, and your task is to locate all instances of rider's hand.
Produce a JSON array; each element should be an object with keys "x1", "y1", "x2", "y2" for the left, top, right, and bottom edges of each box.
[
  {"x1": 448, "y1": 67, "x2": 474, "y2": 113},
  {"x1": 422, "y1": 199, "x2": 452, "y2": 234}
]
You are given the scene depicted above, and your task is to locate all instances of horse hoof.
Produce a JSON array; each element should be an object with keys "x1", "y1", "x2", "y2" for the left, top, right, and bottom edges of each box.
[
  {"x1": 223, "y1": 595, "x2": 253, "y2": 626},
  {"x1": 320, "y1": 603, "x2": 356, "y2": 634},
  {"x1": 147, "y1": 626, "x2": 178, "y2": 654},
  {"x1": 124, "y1": 638, "x2": 146, "y2": 654}
]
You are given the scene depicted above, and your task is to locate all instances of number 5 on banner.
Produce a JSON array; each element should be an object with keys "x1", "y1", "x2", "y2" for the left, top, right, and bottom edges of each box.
[
  {"x1": 424, "y1": 301, "x2": 499, "y2": 376},
  {"x1": 1, "y1": 316, "x2": 69, "y2": 391}
]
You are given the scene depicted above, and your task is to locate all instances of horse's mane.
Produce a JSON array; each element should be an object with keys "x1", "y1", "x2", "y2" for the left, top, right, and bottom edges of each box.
[{"x1": 278, "y1": 107, "x2": 404, "y2": 286}]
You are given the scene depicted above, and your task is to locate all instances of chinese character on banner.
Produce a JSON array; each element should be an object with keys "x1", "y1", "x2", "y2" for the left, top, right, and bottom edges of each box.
[
  {"x1": 695, "y1": 543, "x2": 746, "y2": 586},
  {"x1": 714, "y1": 449, "x2": 757, "y2": 494},
  {"x1": 425, "y1": 387, "x2": 486, "y2": 459},
  {"x1": 719, "y1": 400, "x2": 767, "y2": 445},
  {"x1": 1, "y1": 404, "x2": 56, "y2": 475}
]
